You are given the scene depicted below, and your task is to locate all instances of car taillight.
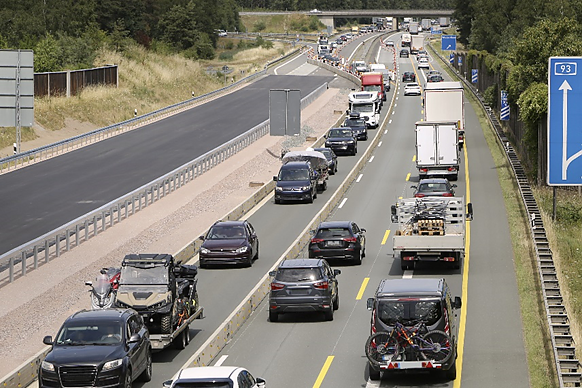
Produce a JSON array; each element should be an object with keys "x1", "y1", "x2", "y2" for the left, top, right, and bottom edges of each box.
[
  {"x1": 271, "y1": 282, "x2": 284, "y2": 291},
  {"x1": 443, "y1": 193, "x2": 453, "y2": 197},
  {"x1": 311, "y1": 238, "x2": 324, "y2": 243},
  {"x1": 420, "y1": 168, "x2": 428, "y2": 172},
  {"x1": 447, "y1": 167, "x2": 457, "y2": 172},
  {"x1": 414, "y1": 193, "x2": 425, "y2": 197},
  {"x1": 314, "y1": 281, "x2": 329, "y2": 290},
  {"x1": 343, "y1": 237, "x2": 357, "y2": 242}
]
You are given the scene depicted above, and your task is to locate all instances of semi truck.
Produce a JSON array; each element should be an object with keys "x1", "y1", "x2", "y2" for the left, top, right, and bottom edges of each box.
[
  {"x1": 348, "y1": 91, "x2": 381, "y2": 128},
  {"x1": 391, "y1": 197, "x2": 473, "y2": 270},
  {"x1": 439, "y1": 17, "x2": 450, "y2": 27},
  {"x1": 421, "y1": 19, "x2": 431, "y2": 31},
  {"x1": 409, "y1": 22, "x2": 419, "y2": 34},
  {"x1": 361, "y1": 72, "x2": 386, "y2": 102},
  {"x1": 415, "y1": 121, "x2": 460, "y2": 180},
  {"x1": 424, "y1": 82, "x2": 465, "y2": 148},
  {"x1": 410, "y1": 35, "x2": 424, "y2": 54}
]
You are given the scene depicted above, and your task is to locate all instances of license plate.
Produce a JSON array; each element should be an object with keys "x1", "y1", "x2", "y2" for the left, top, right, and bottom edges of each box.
[{"x1": 326, "y1": 240, "x2": 342, "y2": 247}]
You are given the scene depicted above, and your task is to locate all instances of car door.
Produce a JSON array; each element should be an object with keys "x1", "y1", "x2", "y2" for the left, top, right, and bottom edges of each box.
[
  {"x1": 351, "y1": 222, "x2": 365, "y2": 253},
  {"x1": 127, "y1": 315, "x2": 145, "y2": 378},
  {"x1": 246, "y1": 222, "x2": 258, "y2": 255},
  {"x1": 324, "y1": 262, "x2": 338, "y2": 300}
]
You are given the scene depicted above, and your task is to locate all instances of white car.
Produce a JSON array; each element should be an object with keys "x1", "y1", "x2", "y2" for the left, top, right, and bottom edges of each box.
[
  {"x1": 164, "y1": 366, "x2": 266, "y2": 388},
  {"x1": 310, "y1": 8, "x2": 321, "y2": 13},
  {"x1": 418, "y1": 58, "x2": 430, "y2": 69},
  {"x1": 404, "y1": 82, "x2": 421, "y2": 96},
  {"x1": 385, "y1": 40, "x2": 395, "y2": 47}
]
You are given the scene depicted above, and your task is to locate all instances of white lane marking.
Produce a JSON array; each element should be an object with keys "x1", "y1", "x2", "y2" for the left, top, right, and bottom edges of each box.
[
  {"x1": 375, "y1": 46, "x2": 382, "y2": 63},
  {"x1": 339, "y1": 198, "x2": 348, "y2": 208},
  {"x1": 215, "y1": 355, "x2": 228, "y2": 366},
  {"x1": 402, "y1": 270, "x2": 413, "y2": 279},
  {"x1": 348, "y1": 42, "x2": 363, "y2": 62},
  {"x1": 388, "y1": 119, "x2": 392, "y2": 124},
  {"x1": 356, "y1": 174, "x2": 363, "y2": 183},
  {"x1": 366, "y1": 379, "x2": 381, "y2": 388},
  {"x1": 378, "y1": 141, "x2": 383, "y2": 147},
  {"x1": 369, "y1": 155, "x2": 375, "y2": 162},
  {"x1": 384, "y1": 129, "x2": 388, "y2": 134},
  {"x1": 274, "y1": 53, "x2": 302, "y2": 75}
]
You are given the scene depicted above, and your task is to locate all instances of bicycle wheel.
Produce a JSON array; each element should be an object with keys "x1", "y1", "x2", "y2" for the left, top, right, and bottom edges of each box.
[
  {"x1": 365, "y1": 332, "x2": 399, "y2": 366},
  {"x1": 419, "y1": 330, "x2": 454, "y2": 364}
]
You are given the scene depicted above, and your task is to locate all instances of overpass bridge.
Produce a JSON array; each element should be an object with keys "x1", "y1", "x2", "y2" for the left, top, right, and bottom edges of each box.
[{"x1": 240, "y1": 9, "x2": 454, "y2": 29}]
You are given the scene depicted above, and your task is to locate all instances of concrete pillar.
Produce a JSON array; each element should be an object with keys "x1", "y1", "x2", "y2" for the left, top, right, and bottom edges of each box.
[{"x1": 319, "y1": 16, "x2": 335, "y2": 30}]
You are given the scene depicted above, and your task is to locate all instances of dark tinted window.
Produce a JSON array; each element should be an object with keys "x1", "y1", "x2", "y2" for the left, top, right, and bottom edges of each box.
[
  {"x1": 55, "y1": 320, "x2": 123, "y2": 345},
  {"x1": 344, "y1": 119, "x2": 366, "y2": 127},
  {"x1": 276, "y1": 267, "x2": 323, "y2": 282},
  {"x1": 378, "y1": 299, "x2": 442, "y2": 326},
  {"x1": 328, "y1": 129, "x2": 353, "y2": 137},
  {"x1": 418, "y1": 183, "x2": 449, "y2": 192},
  {"x1": 315, "y1": 227, "x2": 351, "y2": 238},
  {"x1": 279, "y1": 168, "x2": 310, "y2": 181},
  {"x1": 174, "y1": 383, "x2": 230, "y2": 388},
  {"x1": 208, "y1": 225, "x2": 246, "y2": 239}
]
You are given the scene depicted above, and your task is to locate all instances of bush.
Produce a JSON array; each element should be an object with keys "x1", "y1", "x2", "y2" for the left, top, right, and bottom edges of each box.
[
  {"x1": 225, "y1": 41, "x2": 234, "y2": 50},
  {"x1": 483, "y1": 84, "x2": 498, "y2": 108},
  {"x1": 261, "y1": 40, "x2": 273, "y2": 49},
  {"x1": 219, "y1": 51, "x2": 234, "y2": 61},
  {"x1": 253, "y1": 21, "x2": 266, "y2": 32}
]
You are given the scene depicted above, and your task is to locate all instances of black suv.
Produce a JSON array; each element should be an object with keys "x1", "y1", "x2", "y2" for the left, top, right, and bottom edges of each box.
[
  {"x1": 308, "y1": 221, "x2": 366, "y2": 265},
  {"x1": 40, "y1": 308, "x2": 152, "y2": 388},
  {"x1": 199, "y1": 220, "x2": 259, "y2": 268},
  {"x1": 273, "y1": 161, "x2": 318, "y2": 204},
  {"x1": 399, "y1": 49, "x2": 409, "y2": 58},
  {"x1": 324, "y1": 128, "x2": 357, "y2": 155},
  {"x1": 402, "y1": 71, "x2": 416, "y2": 81},
  {"x1": 269, "y1": 258, "x2": 340, "y2": 322},
  {"x1": 366, "y1": 278, "x2": 461, "y2": 380},
  {"x1": 342, "y1": 113, "x2": 368, "y2": 140}
]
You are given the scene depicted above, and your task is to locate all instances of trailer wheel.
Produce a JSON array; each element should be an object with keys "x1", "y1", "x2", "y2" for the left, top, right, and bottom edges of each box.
[{"x1": 174, "y1": 328, "x2": 188, "y2": 349}]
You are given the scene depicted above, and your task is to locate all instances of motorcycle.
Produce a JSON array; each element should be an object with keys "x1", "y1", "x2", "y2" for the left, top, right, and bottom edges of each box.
[{"x1": 85, "y1": 267, "x2": 120, "y2": 309}]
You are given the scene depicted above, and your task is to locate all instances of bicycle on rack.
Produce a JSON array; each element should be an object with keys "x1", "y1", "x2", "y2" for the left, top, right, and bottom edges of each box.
[{"x1": 365, "y1": 319, "x2": 453, "y2": 366}]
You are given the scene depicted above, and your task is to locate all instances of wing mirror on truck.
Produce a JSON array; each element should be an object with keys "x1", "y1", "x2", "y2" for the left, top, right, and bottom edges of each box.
[
  {"x1": 366, "y1": 298, "x2": 374, "y2": 311},
  {"x1": 453, "y1": 296, "x2": 462, "y2": 309},
  {"x1": 466, "y1": 203, "x2": 474, "y2": 221},
  {"x1": 391, "y1": 204, "x2": 397, "y2": 223}
]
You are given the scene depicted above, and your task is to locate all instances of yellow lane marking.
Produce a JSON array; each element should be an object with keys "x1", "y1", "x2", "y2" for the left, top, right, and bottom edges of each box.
[
  {"x1": 399, "y1": 196, "x2": 402, "y2": 199},
  {"x1": 381, "y1": 230, "x2": 391, "y2": 245},
  {"x1": 454, "y1": 140, "x2": 471, "y2": 388},
  {"x1": 405, "y1": 173, "x2": 411, "y2": 181},
  {"x1": 313, "y1": 356, "x2": 334, "y2": 388},
  {"x1": 412, "y1": 155, "x2": 416, "y2": 162},
  {"x1": 356, "y1": 278, "x2": 370, "y2": 300}
]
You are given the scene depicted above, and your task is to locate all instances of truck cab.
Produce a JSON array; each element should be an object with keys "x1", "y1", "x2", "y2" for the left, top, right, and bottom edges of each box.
[
  {"x1": 348, "y1": 91, "x2": 381, "y2": 128},
  {"x1": 366, "y1": 278, "x2": 461, "y2": 380}
]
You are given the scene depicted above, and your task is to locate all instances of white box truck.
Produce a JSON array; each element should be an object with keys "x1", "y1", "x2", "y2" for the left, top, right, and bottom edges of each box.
[
  {"x1": 349, "y1": 91, "x2": 381, "y2": 128},
  {"x1": 411, "y1": 35, "x2": 424, "y2": 54},
  {"x1": 424, "y1": 81, "x2": 465, "y2": 149},
  {"x1": 415, "y1": 121, "x2": 460, "y2": 180}
]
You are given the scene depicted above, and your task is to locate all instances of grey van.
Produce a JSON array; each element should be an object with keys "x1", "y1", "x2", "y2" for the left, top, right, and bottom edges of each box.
[
  {"x1": 366, "y1": 278, "x2": 461, "y2": 380},
  {"x1": 273, "y1": 161, "x2": 318, "y2": 204}
]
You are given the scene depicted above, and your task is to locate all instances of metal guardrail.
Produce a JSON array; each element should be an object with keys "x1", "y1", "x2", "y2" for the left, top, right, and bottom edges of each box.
[
  {"x1": 428, "y1": 43, "x2": 582, "y2": 387},
  {"x1": 0, "y1": 81, "x2": 328, "y2": 286}
]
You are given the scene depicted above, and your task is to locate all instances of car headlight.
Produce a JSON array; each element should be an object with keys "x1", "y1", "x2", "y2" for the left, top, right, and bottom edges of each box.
[
  {"x1": 235, "y1": 246, "x2": 249, "y2": 253},
  {"x1": 300, "y1": 186, "x2": 310, "y2": 191},
  {"x1": 41, "y1": 361, "x2": 55, "y2": 372},
  {"x1": 200, "y1": 247, "x2": 210, "y2": 254},
  {"x1": 103, "y1": 359, "x2": 123, "y2": 371},
  {"x1": 275, "y1": 186, "x2": 283, "y2": 192}
]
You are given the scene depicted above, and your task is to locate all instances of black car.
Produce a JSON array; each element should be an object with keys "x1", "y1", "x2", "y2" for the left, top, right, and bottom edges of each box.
[
  {"x1": 269, "y1": 258, "x2": 340, "y2": 322},
  {"x1": 308, "y1": 221, "x2": 366, "y2": 265},
  {"x1": 322, "y1": 54, "x2": 341, "y2": 65},
  {"x1": 427, "y1": 74, "x2": 444, "y2": 82},
  {"x1": 412, "y1": 178, "x2": 457, "y2": 197},
  {"x1": 313, "y1": 147, "x2": 338, "y2": 175},
  {"x1": 199, "y1": 220, "x2": 259, "y2": 268},
  {"x1": 324, "y1": 127, "x2": 357, "y2": 155},
  {"x1": 402, "y1": 71, "x2": 416, "y2": 81},
  {"x1": 40, "y1": 309, "x2": 152, "y2": 388},
  {"x1": 342, "y1": 113, "x2": 368, "y2": 140},
  {"x1": 400, "y1": 49, "x2": 409, "y2": 58},
  {"x1": 273, "y1": 161, "x2": 318, "y2": 203}
]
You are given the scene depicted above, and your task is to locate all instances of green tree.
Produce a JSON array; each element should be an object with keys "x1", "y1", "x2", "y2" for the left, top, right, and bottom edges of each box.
[
  {"x1": 158, "y1": 3, "x2": 199, "y2": 50},
  {"x1": 34, "y1": 34, "x2": 61, "y2": 72}
]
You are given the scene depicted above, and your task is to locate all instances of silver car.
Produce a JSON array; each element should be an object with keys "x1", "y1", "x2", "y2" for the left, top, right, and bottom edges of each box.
[{"x1": 268, "y1": 258, "x2": 340, "y2": 322}]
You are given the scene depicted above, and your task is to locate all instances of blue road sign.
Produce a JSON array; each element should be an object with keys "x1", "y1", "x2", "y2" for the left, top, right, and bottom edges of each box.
[
  {"x1": 441, "y1": 35, "x2": 456, "y2": 51},
  {"x1": 472, "y1": 69, "x2": 478, "y2": 83},
  {"x1": 548, "y1": 57, "x2": 582, "y2": 185},
  {"x1": 500, "y1": 90, "x2": 509, "y2": 121},
  {"x1": 449, "y1": 53, "x2": 454, "y2": 64},
  {"x1": 458, "y1": 56, "x2": 462, "y2": 66},
  {"x1": 431, "y1": 27, "x2": 443, "y2": 35}
]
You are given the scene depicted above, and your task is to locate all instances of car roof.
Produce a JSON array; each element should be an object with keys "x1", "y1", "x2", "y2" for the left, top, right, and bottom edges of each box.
[
  {"x1": 376, "y1": 278, "x2": 445, "y2": 297},
  {"x1": 213, "y1": 220, "x2": 246, "y2": 226},
  {"x1": 318, "y1": 221, "x2": 351, "y2": 228},
  {"x1": 177, "y1": 366, "x2": 242, "y2": 380},
  {"x1": 67, "y1": 308, "x2": 132, "y2": 321},
  {"x1": 279, "y1": 258, "x2": 324, "y2": 268},
  {"x1": 419, "y1": 178, "x2": 449, "y2": 184}
]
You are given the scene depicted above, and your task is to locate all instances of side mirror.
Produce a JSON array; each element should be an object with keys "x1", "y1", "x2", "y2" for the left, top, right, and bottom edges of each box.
[
  {"x1": 453, "y1": 296, "x2": 462, "y2": 309},
  {"x1": 466, "y1": 202, "x2": 474, "y2": 221},
  {"x1": 410, "y1": 185, "x2": 417, "y2": 190},
  {"x1": 128, "y1": 334, "x2": 140, "y2": 344},
  {"x1": 361, "y1": 228, "x2": 366, "y2": 233},
  {"x1": 198, "y1": 235, "x2": 205, "y2": 241},
  {"x1": 269, "y1": 271, "x2": 276, "y2": 277},
  {"x1": 366, "y1": 298, "x2": 374, "y2": 311},
  {"x1": 43, "y1": 336, "x2": 53, "y2": 345},
  {"x1": 256, "y1": 378, "x2": 266, "y2": 387},
  {"x1": 162, "y1": 380, "x2": 173, "y2": 388},
  {"x1": 273, "y1": 176, "x2": 278, "y2": 181},
  {"x1": 452, "y1": 184, "x2": 457, "y2": 188},
  {"x1": 85, "y1": 281, "x2": 93, "y2": 286},
  {"x1": 333, "y1": 269, "x2": 341, "y2": 276}
]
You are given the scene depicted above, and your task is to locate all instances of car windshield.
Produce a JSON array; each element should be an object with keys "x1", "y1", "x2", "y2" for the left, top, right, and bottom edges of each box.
[
  {"x1": 174, "y1": 382, "x2": 231, "y2": 388},
  {"x1": 378, "y1": 298, "x2": 442, "y2": 326},
  {"x1": 418, "y1": 183, "x2": 449, "y2": 192},
  {"x1": 351, "y1": 104, "x2": 373, "y2": 113},
  {"x1": 276, "y1": 267, "x2": 323, "y2": 282},
  {"x1": 315, "y1": 149, "x2": 332, "y2": 159},
  {"x1": 279, "y1": 168, "x2": 310, "y2": 181},
  {"x1": 120, "y1": 265, "x2": 168, "y2": 285},
  {"x1": 315, "y1": 227, "x2": 351, "y2": 238},
  {"x1": 406, "y1": 83, "x2": 419, "y2": 88},
  {"x1": 328, "y1": 129, "x2": 353, "y2": 137},
  {"x1": 207, "y1": 225, "x2": 246, "y2": 239},
  {"x1": 55, "y1": 321, "x2": 123, "y2": 345},
  {"x1": 363, "y1": 85, "x2": 381, "y2": 93},
  {"x1": 344, "y1": 118, "x2": 366, "y2": 127}
]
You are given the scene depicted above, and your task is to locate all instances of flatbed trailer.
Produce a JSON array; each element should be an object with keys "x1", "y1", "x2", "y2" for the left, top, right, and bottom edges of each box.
[{"x1": 150, "y1": 306, "x2": 204, "y2": 351}]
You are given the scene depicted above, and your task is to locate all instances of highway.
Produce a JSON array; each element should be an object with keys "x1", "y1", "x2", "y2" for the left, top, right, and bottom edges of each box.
[{"x1": 13, "y1": 31, "x2": 529, "y2": 388}]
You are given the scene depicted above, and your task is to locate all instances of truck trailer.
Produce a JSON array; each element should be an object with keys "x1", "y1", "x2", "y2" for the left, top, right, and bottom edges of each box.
[
  {"x1": 410, "y1": 35, "x2": 424, "y2": 54},
  {"x1": 415, "y1": 121, "x2": 460, "y2": 180},
  {"x1": 424, "y1": 82, "x2": 465, "y2": 148}
]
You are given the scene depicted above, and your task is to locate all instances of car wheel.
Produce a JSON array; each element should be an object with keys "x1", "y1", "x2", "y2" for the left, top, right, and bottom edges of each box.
[
  {"x1": 324, "y1": 306, "x2": 334, "y2": 321},
  {"x1": 313, "y1": 188, "x2": 318, "y2": 200},
  {"x1": 244, "y1": 254, "x2": 253, "y2": 267},
  {"x1": 174, "y1": 327, "x2": 188, "y2": 349},
  {"x1": 269, "y1": 310, "x2": 279, "y2": 322},
  {"x1": 139, "y1": 350, "x2": 152, "y2": 382},
  {"x1": 322, "y1": 180, "x2": 327, "y2": 191},
  {"x1": 254, "y1": 246, "x2": 259, "y2": 261},
  {"x1": 334, "y1": 164, "x2": 338, "y2": 174},
  {"x1": 353, "y1": 252, "x2": 362, "y2": 265},
  {"x1": 362, "y1": 245, "x2": 366, "y2": 258},
  {"x1": 123, "y1": 370, "x2": 132, "y2": 388},
  {"x1": 368, "y1": 363, "x2": 381, "y2": 381},
  {"x1": 333, "y1": 293, "x2": 339, "y2": 310},
  {"x1": 199, "y1": 260, "x2": 207, "y2": 269}
]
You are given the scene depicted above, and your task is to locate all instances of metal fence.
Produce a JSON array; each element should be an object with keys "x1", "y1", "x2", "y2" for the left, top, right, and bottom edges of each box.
[
  {"x1": 0, "y1": 79, "x2": 327, "y2": 286},
  {"x1": 430, "y1": 44, "x2": 582, "y2": 388}
]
